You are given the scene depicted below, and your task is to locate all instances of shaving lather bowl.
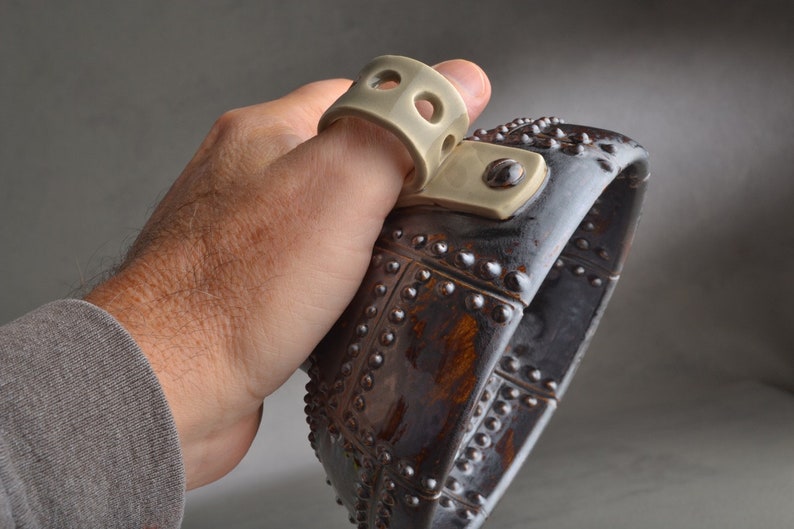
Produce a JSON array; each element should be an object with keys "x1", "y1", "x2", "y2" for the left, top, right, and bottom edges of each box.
[{"x1": 303, "y1": 56, "x2": 649, "y2": 529}]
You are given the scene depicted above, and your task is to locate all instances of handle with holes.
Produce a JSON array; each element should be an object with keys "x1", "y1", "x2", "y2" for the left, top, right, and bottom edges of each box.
[{"x1": 318, "y1": 55, "x2": 469, "y2": 193}]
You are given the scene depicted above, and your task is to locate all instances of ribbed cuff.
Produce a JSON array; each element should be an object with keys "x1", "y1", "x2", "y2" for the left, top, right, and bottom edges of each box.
[{"x1": 0, "y1": 299, "x2": 185, "y2": 528}]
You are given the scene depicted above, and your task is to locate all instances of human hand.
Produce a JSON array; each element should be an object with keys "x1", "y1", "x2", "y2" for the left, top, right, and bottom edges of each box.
[{"x1": 85, "y1": 60, "x2": 491, "y2": 489}]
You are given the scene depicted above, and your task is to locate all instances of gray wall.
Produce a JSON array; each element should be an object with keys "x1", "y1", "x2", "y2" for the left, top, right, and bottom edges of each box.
[{"x1": 2, "y1": 1, "x2": 793, "y2": 527}]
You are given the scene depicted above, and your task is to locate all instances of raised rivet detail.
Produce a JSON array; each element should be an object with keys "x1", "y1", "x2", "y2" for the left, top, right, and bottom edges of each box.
[
  {"x1": 597, "y1": 248, "x2": 610, "y2": 260},
  {"x1": 502, "y1": 386, "x2": 519, "y2": 400},
  {"x1": 353, "y1": 395, "x2": 366, "y2": 411},
  {"x1": 390, "y1": 307, "x2": 406, "y2": 322},
  {"x1": 554, "y1": 258, "x2": 565, "y2": 269},
  {"x1": 380, "y1": 331, "x2": 395, "y2": 346},
  {"x1": 483, "y1": 158, "x2": 526, "y2": 188},
  {"x1": 371, "y1": 254, "x2": 383, "y2": 267},
  {"x1": 465, "y1": 447, "x2": 482, "y2": 462},
  {"x1": 504, "y1": 271, "x2": 530, "y2": 292},
  {"x1": 368, "y1": 352, "x2": 384, "y2": 368},
  {"x1": 480, "y1": 390, "x2": 492, "y2": 402},
  {"x1": 575, "y1": 238, "x2": 590, "y2": 250},
  {"x1": 551, "y1": 127, "x2": 565, "y2": 138},
  {"x1": 438, "y1": 281, "x2": 456, "y2": 296},
  {"x1": 523, "y1": 395, "x2": 538, "y2": 408},
  {"x1": 345, "y1": 415, "x2": 358, "y2": 431},
  {"x1": 348, "y1": 343, "x2": 361, "y2": 357},
  {"x1": 374, "y1": 283, "x2": 387, "y2": 296},
  {"x1": 380, "y1": 491, "x2": 394, "y2": 505},
  {"x1": 572, "y1": 132, "x2": 591, "y2": 144},
  {"x1": 528, "y1": 367, "x2": 542, "y2": 382},
  {"x1": 446, "y1": 477, "x2": 462, "y2": 492},
  {"x1": 583, "y1": 221, "x2": 596, "y2": 231},
  {"x1": 362, "y1": 431, "x2": 375, "y2": 445},
  {"x1": 465, "y1": 293, "x2": 485, "y2": 311},
  {"x1": 384, "y1": 479, "x2": 396, "y2": 491},
  {"x1": 590, "y1": 277, "x2": 604, "y2": 287},
  {"x1": 572, "y1": 266, "x2": 586, "y2": 276},
  {"x1": 356, "y1": 324, "x2": 369, "y2": 337},
  {"x1": 404, "y1": 495, "x2": 420, "y2": 507},
  {"x1": 459, "y1": 508, "x2": 476, "y2": 520},
  {"x1": 494, "y1": 132, "x2": 505, "y2": 141},
  {"x1": 474, "y1": 433, "x2": 492, "y2": 448},
  {"x1": 485, "y1": 417, "x2": 502, "y2": 431},
  {"x1": 378, "y1": 450, "x2": 392, "y2": 465},
  {"x1": 364, "y1": 305, "x2": 378, "y2": 318},
  {"x1": 545, "y1": 380, "x2": 558, "y2": 391},
  {"x1": 400, "y1": 287, "x2": 416, "y2": 301},
  {"x1": 431, "y1": 241, "x2": 449, "y2": 255},
  {"x1": 476, "y1": 260, "x2": 502, "y2": 280},
  {"x1": 360, "y1": 373, "x2": 374, "y2": 390},
  {"x1": 440, "y1": 496, "x2": 453, "y2": 508},
  {"x1": 456, "y1": 460, "x2": 472, "y2": 473},
  {"x1": 401, "y1": 464, "x2": 415, "y2": 478},
  {"x1": 454, "y1": 250, "x2": 475, "y2": 269},
  {"x1": 422, "y1": 477, "x2": 438, "y2": 490},
  {"x1": 416, "y1": 269, "x2": 431, "y2": 282},
  {"x1": 412, "y1": 234, "x2": 427, "y2": 248},
  {"x1": 340, "y1": 362, "x2": 353, "y2": 377},
  {"x1": 385, "y1": 260, "x2": 400, "y2": 273},
  {"x1": 494, "y1": 401, "x2": 512, "y2": 415},
  {"x1": 354, "y1": 483, "x2": 369, "y2": 498},
  {"x1": 492, "y1": 305, "x2": 513, "y2": 323},
  {"x1": 520, "y1": 133, "x2": 531, "y2": 144},
  {"x1": 468, "y1": 492, "x2": 487, "y2": 506},
  {"x1": 502, "y1": 356, "x2": 519, "y2": 373},
  {"x1": 473, "y1": 403, "x2": 484, "y2": 417}
]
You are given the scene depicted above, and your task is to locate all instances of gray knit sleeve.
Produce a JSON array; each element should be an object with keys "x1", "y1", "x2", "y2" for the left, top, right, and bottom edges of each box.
[{"x1": 0, "y1": 299, "x2": 185, "y2": 528}]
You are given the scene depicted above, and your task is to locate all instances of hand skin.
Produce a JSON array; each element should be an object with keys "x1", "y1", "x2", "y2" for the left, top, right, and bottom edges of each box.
[{"x1": 85, "y1": 60, "x2": 491, "y2": 489}]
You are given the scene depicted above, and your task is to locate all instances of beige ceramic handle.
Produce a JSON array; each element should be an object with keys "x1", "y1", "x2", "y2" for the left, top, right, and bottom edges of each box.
[{"x1": 318, "y1": 55, "x2": 469, "y2": 193}]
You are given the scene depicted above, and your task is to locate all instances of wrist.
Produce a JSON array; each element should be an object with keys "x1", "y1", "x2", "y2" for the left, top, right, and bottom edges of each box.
[{"x1": 84, "y1": 258, "x2": 258, "y2": 488}]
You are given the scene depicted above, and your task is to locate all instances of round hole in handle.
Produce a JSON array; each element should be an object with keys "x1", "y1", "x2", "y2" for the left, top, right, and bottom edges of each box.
[
  {"x1": 441, "y1": 134, "x2": 457, "y2": 156},
  {"x1": 413, "y1": 91, "x2": 443, "y2": 124},
  {"x1": 369, "y1": 69, "x2": 401, "y2": 90}
]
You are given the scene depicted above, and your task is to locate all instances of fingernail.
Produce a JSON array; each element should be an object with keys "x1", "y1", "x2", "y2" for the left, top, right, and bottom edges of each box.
[{"x1": 435, "y1": 60, "x2": 488, "y2": 99}]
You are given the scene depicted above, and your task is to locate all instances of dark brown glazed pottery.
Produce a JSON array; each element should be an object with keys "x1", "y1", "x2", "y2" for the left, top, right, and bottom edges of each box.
[{"x1": 305, "y1": 116, "x2": 649, "y2": 529}]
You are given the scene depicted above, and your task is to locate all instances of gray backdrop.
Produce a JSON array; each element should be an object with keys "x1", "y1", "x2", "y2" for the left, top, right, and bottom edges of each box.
[{"x1": 2, "y1": 1, "x2": 793, "y2": 527}]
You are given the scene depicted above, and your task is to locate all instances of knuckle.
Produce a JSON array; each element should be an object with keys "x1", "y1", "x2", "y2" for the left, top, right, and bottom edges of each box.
[{"x1": 211, "y1": 108, "x2": 253, "y2": 138}]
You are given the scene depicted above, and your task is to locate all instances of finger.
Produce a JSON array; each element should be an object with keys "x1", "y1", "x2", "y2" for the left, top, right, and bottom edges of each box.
[
  {"x1": 207, "y1": 60, "x2": 491, "y2": 174},
  {"x1": 272, "y1": 59, "x2": 492, "y2": 219}
]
